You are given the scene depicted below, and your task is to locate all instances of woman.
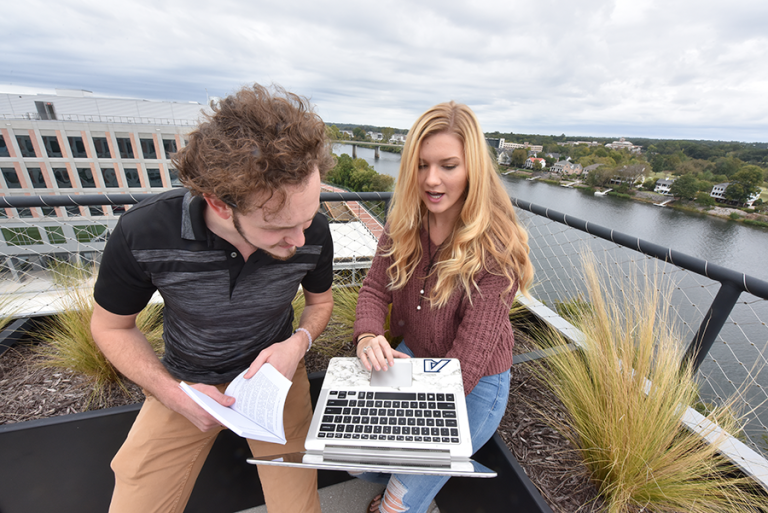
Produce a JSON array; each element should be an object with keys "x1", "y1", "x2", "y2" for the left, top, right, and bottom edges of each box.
[{"x1": 353, "y1": 101, "x2": 534, "y2": 513}]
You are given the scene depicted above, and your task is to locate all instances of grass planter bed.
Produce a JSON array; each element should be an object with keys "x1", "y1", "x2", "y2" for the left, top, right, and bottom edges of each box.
[{"x1": 0, "y1": 360, "x2": 550, "y2": 513}]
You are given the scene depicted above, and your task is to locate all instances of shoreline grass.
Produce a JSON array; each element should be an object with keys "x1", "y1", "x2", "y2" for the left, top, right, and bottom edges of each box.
[{"x1": 531, "y1": 256, "x2": 768, "y2": 512}]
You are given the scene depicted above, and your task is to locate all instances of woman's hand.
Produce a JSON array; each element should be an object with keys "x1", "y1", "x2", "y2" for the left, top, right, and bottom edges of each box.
[{"x1": 356, "y1": 334, "x2": 409, "y2": 372}]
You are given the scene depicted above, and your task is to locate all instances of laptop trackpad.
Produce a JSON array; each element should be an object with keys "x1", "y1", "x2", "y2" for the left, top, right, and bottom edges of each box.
[{"x1": 370, "y1": 359, "x2": 412, "y2": 387}]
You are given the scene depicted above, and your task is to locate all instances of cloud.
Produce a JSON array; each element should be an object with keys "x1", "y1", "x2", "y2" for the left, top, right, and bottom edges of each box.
[{"x1": 1, "y1": 0, "x2": 767, "y2": 141}]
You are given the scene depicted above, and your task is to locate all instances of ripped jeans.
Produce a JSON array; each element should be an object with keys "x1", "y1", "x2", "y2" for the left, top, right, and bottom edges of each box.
[{"x1": 354, "y1": 342, "x2": 510, "y2": 513}]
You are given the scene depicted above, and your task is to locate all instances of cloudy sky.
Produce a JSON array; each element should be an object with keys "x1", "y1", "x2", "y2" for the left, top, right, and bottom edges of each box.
[{"x1": 2, "y1": 0, "x2": 767, "y2": 142}]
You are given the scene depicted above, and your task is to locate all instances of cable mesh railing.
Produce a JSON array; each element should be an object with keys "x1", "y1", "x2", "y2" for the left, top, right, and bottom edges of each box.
[
  {"x1": 512, "y1": 200, "x2": 768, "y2": 456},
  {"x1": 1, "y1": 191, "x2": 767, "y2": 456}
]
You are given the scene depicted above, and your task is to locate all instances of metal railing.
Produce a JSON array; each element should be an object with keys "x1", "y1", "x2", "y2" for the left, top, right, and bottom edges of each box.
[
  {"x1": 1, "y1": 191, "x2": 767, "y2": 455},
  {"x1": 0, "y1": 113, "x2": 199, "y2": 126}
]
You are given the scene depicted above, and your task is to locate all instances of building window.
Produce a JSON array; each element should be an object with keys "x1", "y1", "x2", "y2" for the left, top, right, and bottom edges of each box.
[
  {"x1": 169, "y1": 167, "x2": 182, "y2": 187},
  {"x1": 93, "y1": 137, "x2": 111, "y2": 158},
  {"x1": 43, "y1": 136, "x2": 63, "y2": 158},
  {"x1": 17, "y1": 208, "x2": 34, "y2": 218},
  {"x1": 112, "y1": 205, "x2": 126, "y2": 215},
  {"x1": 147, "y1": 168, "x2": 163, "y2": 187},
  {"x1": 116, "y1": 137, "x2": 134, "y2": 159},
  {"x1": 45, "y1": 226, "x2": 66, "y2": 243},
  {"x1": 68, "y1": 136, "x2": 88, "y2": 158},
  {"x1": 140, "y1": 138, "x2": 157, "y2": 159},
  {"x1": 2, "y1": 168, "x2": 21, "y2": 188},
  {"x1": 2, "y1": 227, "x2": 42, "y2": 245},
  {"x1": 65, "y1": 206, "x2": 81, "y2": 217},
  {"x1": 88, "y1": 207, "x2": 104, "y2": 216},
  {"x1": 16, "y1": 135, "x2": 36, "y2": 158},
  {"x1": 102, "y1": 168, "x2": 120, "y2": 188},
  {"x1": 163, "y1": 138, "x2": 177, "y2": 157},
  {"x1": 0, "y1": 135, "x2": 9, "y2": 157},
  {"x1": 52, "y1": 168, "x2": 72, "y2": 188},
  {"x1": 124, "y1": 167, "x2": 141, "y2": 187},
  {"x1": 27, "y1": 167, "x2": 47, "y2": 188},
  {"x1": 78, "y1": 167, "x2": 96, "y2": 188},
  {"x1": 41, "y1": 207, "x2": 56, "y2": 217},
  {"x1": 74, "y1": 224, "x2": 107, "y2": 242}
]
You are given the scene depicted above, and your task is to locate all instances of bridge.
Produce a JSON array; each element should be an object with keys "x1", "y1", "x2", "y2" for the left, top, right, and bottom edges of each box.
[{"x1": 329, "y1": 140, "x2": 403, "y2": 159}]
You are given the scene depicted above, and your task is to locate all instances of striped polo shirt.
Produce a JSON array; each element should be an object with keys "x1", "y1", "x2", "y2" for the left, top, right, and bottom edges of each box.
[{"x1": 94, "y1": 188, "x2": 333, "y2": 384}]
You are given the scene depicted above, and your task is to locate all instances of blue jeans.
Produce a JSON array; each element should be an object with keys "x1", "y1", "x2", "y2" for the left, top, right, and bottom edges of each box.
[{"x1": 355, "y1": 342, "x2": 510, "y2": 513}]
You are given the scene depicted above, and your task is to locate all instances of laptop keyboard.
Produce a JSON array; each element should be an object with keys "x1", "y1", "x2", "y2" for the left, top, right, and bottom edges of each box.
[{"x1": 317, "y1": 390, "x2": 460, "y2": 444}]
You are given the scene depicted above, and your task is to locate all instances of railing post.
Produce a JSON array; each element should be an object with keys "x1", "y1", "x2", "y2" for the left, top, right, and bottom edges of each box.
[{"x1": 682, "y1": 281, "x2": 742, "y2": 373}]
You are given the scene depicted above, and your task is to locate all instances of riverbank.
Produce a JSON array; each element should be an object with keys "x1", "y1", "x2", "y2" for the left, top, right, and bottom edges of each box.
[{"x1": 500, "y1": 166, "x2": 768, "y2": 229}]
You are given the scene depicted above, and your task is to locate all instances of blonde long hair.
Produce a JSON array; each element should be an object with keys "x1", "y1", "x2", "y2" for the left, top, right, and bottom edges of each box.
[{"x1": 384, "y1": 101, "x2": 533, "y2": 307}]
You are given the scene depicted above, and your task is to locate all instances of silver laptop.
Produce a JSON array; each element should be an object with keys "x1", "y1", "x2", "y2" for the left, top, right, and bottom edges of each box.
[{"x1": 248, "y1": 357, "x2": 497, "y2": 477}]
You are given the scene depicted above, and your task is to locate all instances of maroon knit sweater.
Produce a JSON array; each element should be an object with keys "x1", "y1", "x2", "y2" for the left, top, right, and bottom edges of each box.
[{"x1": 354, "y1": 226, "x2": 517, "y2": 394}]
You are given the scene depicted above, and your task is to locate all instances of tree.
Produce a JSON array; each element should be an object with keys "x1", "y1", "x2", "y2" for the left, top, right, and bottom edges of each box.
[
  {"x1": 381, "y1": 127, "x2": 395, "y2": 144},
  {"x1": 367, "y1": 173, "x2": 395, "y2": 192},
  {"x1": 669, "y1": 174, "x2": 698, "y2": 200},
  {"x1": 326, "y1": 153, "x2": 355, "y2": 188},
  {"x1": 586, "y1": 167, "x2": 614, "y2": 187},
  {"x1": 509, "y1": 148, "x2": 527, "y2": 168},
  {"x1": 642, "y1": 178, "x2": 656, "y2": 191},
  {"x1": 325, "y1": 153, "x2": 394, "y2": 192},
  {"x1": 724, "y1": 166, "x2": 763, "y2": 204},
  {"x1": 352, "y1": 127, "x2": 367, "y2": 141},
  {"x1": 695, "y1": 192, "x2": 715, "y2": 206},
  {"x1": 326, "y1": 124, "x2": 342, "y2": 141},
  {"x1": 713, "y1": 157, "x2": 742, "y2": 178},
  {"x1": 615, "y1": 164, "x2": 646, "y2": 185}
]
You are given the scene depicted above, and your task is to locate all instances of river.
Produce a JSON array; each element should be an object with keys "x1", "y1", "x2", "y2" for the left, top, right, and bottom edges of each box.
[{"x1": 333, "y1": 143, "x2": 768, "y2": 282}]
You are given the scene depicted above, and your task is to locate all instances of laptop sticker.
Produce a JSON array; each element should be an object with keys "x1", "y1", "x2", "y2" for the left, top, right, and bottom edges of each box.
[{"x1": 424, "y1": 359, "x2": 450, "y2": 373}]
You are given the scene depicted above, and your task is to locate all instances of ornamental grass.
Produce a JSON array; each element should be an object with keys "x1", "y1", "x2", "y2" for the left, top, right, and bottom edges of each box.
[
  {"x1": 33, "y1": 271, "x2": 164, "y2": 405},
  {"x1": 532, "y1": 256, "x2": 768, "y2": 513}
]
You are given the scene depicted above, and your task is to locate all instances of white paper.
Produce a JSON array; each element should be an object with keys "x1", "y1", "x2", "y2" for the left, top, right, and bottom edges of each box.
[{"x1": 180, "y1": 363, "x2": 291, "y2": 444}]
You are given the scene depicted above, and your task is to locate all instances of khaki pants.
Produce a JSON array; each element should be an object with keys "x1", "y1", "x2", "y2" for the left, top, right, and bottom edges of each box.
[{"x1": 109, "y1": 359, "x2": 321, "y2": 513}]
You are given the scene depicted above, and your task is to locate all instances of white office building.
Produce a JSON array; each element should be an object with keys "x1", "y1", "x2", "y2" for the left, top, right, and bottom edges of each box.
[{"x1": 0, "y1": 86, "x2": 209, "y2": 219}]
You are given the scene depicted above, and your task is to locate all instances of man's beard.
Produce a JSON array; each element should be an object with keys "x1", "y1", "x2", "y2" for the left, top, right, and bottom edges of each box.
[{"x1": 232, "y1": 212, "x2": 296, "y2": 261}]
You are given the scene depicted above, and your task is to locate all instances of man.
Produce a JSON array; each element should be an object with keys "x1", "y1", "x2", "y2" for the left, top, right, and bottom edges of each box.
[{"x1": 91, "y1": 84, "x2": 335, "y2": 513}]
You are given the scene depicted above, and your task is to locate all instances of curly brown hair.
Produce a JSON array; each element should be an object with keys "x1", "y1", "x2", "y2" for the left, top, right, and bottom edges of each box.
[{"x1": 174, "y1": 84, "x2": 335, "y2": 213}]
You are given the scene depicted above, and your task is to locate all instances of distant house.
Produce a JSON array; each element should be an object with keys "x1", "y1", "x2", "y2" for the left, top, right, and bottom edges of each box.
[
  {"x1": 550, "y1": 161, "x2": 582, "y2": 176},
  {"x1": 389, "y1": 134, "x2": 407, "y2": 144},
  {"x1": 655, "y1": 178, "x2": 675, "y2": 195},
  {"x1": 524, "y1": 157, "x2": 546, "y2": 170},
  {"x1": 711, "y1": 182, "x2": 762, "y2": 207},
  {"x1": 583, "y1": 163, "x2": 603, "y2": 174},
  {"x1": 545, "y1": 152, "x2": 561, "y2": 160},
  {"x1": 605, "y1": 137, "x2": 642, "y2": 153},
  {"x1": 368, "y1": 131, "x2": 384, "y2": 141},
  {"x1": 341, "y1": 130, "x2": 354, "y2": 138}
]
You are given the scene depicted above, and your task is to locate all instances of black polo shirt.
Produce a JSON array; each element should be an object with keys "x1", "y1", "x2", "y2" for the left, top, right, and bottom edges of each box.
[{"x1": 94, "y1": 188, "x2": 333, "y2": 384}]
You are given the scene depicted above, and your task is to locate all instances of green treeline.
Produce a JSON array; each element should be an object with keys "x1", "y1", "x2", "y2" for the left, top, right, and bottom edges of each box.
[{"x1": 326, "y1": 153, "x2": 395, "y2": 192}]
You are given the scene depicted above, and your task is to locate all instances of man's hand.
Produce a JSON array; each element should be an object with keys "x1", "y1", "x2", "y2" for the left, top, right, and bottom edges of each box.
[
  {"x1": 244, "y1": 287, "x2": 333, "y2": 381},
  {"x1": 244, "y1": 332, "x2": 305, "y2": 381},
  {"x1": 167, "y1": 383, "x2": 235, "y2": 432},
  {"x1": 92, "y1": 303, "x2": 233, "y2": 433}
]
